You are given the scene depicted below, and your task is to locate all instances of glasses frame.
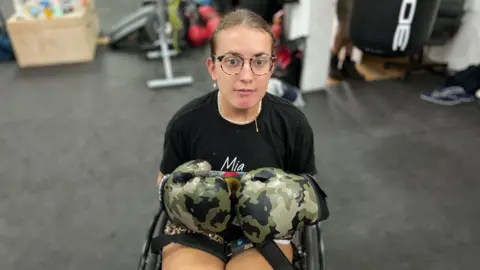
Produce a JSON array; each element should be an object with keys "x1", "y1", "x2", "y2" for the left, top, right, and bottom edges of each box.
[{"x1": 212, "y1": 53, "x2": 277, "y2": 76}]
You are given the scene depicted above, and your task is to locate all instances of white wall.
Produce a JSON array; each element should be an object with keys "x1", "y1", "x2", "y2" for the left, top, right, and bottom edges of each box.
[
  {"x1": 284, "y1": 0, "x2": 363, "y2": 93},
  {"x1": 284, "y1": 0, "x2": 335, "y2": 93}
]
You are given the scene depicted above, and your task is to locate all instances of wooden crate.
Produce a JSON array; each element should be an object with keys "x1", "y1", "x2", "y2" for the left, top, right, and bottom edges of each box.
[{"x1": 6, "y1": 1, "x2": 99, "y2": 68}]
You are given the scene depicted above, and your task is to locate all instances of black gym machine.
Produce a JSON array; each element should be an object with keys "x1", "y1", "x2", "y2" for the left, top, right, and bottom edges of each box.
[
  {"x1": 108, "y1": 0, "x2": 194, "y2": 89},
  {"x1": 349, "y1": 0, "x2": 466, "y2": 80},
  {"x1": 107, "y1": 0, "x2": 230, "y2": 89},
  {"x1": 107, "y1": 0, "x2": 190, "y2": 53}
]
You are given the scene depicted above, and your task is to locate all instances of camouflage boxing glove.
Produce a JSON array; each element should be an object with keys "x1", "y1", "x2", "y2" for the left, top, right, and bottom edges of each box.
[
  {"x1": 234, "y1": 168, "x2": 329, "y2": 244},
  {"x1": 162, "y1": 160, "x2": 233, "y2": 234}
]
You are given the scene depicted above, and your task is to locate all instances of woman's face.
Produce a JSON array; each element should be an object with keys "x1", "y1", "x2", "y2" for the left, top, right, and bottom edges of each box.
[{"x1": 207, "y1": 25, "x2": 274, "y2": 110}]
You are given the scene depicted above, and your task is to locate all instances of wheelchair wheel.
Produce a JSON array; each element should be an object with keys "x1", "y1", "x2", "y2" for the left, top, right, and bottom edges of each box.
[
  {"x1": 146, "y1": 253, "x2": 160, "y2": 270},
  {"x1": 138, "y1": 208, "x2": 168, "y2": 270},
  {"x1": 292, "y1": 223, "x2": 326, "y2": 270},
  {"x1": 138, "y1": 209, "x2": 327, "y2": 270},
  {"x1": 319, "y1": 225, "x2": 327, "y2": 270},
  {"x1": 305, "y1": 224, "x2": 326, "y2": 270}
]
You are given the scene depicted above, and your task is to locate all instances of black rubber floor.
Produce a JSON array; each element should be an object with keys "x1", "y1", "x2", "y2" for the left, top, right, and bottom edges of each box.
[
  {"x1": 306, "y1": 79, "x2": 480, "y2": 270},
  {"x1": 1, "y1": 2, "x2": 479, "y2": 270}
]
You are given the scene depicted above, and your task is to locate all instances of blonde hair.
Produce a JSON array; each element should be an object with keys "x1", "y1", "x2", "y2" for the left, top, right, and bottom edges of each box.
[{"x1": 210, "y1": 8, "x2": 275, "y2": 57}]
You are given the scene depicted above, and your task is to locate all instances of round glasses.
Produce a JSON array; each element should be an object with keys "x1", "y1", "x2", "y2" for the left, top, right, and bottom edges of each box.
[{"x1": 212, "y1": 53, "x2": 276, "y2": 76}]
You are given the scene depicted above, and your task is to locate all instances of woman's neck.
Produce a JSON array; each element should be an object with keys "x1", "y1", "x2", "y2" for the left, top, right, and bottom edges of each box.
[{"x1": 217, "y1": 92, "x2": 261, "y2": 124}]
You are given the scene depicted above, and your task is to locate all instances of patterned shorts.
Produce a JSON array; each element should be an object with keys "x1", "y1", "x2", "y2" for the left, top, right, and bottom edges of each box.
[
  {"x1": 164, "y1": 220, "x2": 295, "y2": 246},
  {"x1": 164, "y1": 220, "x2": 226, "y2": 244}
]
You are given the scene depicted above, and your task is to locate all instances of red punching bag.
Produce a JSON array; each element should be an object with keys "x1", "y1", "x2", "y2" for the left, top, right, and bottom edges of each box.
[
  {"x1": 186, "y1": 6, "x2": 209, "y2": 47},
  {"x1": 349, "y1": 0, "x2": 442, "y2": 57},
  {"x1": 198, "y1": 5, "x2": 221, "y2": 39},
  {"x1": 206, "y1": 17, "x2": 221, "y2": 38},
  {"x1": 272, "y1": 9, "x2": 285, "y2": 41},
  {"x1": 188, "y1": 25, "x2": 209, "y2": 47}
]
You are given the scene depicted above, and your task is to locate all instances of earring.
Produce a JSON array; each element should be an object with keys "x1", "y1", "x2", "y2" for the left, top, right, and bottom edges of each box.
[{"x1": 213, "y1": 82, "x2": 217, "y2": 89}]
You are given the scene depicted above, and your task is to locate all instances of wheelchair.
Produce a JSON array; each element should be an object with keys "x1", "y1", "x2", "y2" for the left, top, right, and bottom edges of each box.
[{"x1": 137, "y1": 171, "x2": 327, "y2": 270}]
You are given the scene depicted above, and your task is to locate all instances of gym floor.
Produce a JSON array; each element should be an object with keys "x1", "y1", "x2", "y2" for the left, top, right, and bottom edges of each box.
[{"x1": 1, "y1": 2, "x2": 479, "y2": 270}]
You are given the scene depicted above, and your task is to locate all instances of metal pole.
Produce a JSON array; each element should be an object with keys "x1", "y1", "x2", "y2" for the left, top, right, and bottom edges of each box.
[
  {"x1": 155, "y1": 0, "x2": 173, "y2": 79},
  {"x1": 146, "y1": 0, "x2": 193, "y2": 89}
]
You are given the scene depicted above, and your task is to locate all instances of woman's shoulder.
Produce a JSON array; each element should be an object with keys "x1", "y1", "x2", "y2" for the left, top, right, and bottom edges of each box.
[
  {"x1": 170, "y1": 91, "x2": 216, "y2": 121},
  {"x1": 264, "y1": 92, "x2": 310, "y2": 126},
  {"x1": 166, "y1": 90, "x2": 216, "y2": 131}
]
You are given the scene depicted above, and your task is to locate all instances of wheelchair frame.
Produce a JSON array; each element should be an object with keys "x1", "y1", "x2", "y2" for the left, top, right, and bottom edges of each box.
[{"x1": 137, "y1": 171, "x2": 327, "y2": 270}]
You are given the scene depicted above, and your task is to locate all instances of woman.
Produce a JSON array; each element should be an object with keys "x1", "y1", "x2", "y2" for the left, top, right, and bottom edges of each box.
[{"x1": 157, "y1": 8, "x2": 317, "y2": 270}]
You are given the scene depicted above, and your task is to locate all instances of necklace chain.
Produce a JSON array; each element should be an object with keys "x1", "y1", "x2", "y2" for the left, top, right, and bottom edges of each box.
[{"x1": 217, "y1": 92, "x2": 261, "y2": 131}]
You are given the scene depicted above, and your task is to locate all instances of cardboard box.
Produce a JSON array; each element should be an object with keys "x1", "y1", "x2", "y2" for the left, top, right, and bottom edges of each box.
[{"x1": 6, "y1": 1, "x2": 99, "y2": 68}]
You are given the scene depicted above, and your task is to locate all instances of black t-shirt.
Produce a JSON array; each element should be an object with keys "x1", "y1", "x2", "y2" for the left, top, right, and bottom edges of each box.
[
  {"x1": 159, "y1": 90, "x2": 317, "y2": 242},
  {"x1": 159, "y1": 89, "x2": 317, "y2": 176}
]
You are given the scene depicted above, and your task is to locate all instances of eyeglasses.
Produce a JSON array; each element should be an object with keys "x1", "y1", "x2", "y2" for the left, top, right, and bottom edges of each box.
[{"x1": 212, "y1": 53, "x2": 276, "y2": 76}]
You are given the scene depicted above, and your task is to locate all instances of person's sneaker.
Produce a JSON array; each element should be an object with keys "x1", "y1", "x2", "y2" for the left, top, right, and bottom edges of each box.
[
  {"x1": 329, "y1": 53, "x2": 343, "y2": 81},
  {"x1": 341, "y1": 59, "x2": 365, "y2": 81},
  {"x1": 329, "y1": 66, "x2": 343, "y2": 81},
  {"x1": 427, "y1": 86, "x2": 466, "y2": 97},
  {"x1": 421, "y1": 86, "x2": 475, "y2": 106}
]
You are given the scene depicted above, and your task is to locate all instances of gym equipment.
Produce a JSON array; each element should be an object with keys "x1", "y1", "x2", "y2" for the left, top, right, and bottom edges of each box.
[
  {"x1": 108, "y1": 0, "x2": 189, "y2": 53},
  {"x1": 383, "y1": 0, "x2": 467, "y2": 79},
  {"x1": 147, "y1": 0, "x2": 194, "y2": 89},
  {"x1": 108, "y1": 2, "x2": 159, "y2": 51},
  {"x1": 428, "y1": 0, "x2": 466, "y2": 45},
  {"x1": 198, "y1": 5, "x2": 221, "y2": 38},
  {"x1": 144, "y1": 0, "x2": 189, "y2": 60},
  {"x1": 185, "y1": 2, "x2": 209, "y2": 46},
  {"x1": 187, "y1": 20, "x2": 209, "y2": 46},
  {"x1": 137, "y1": 170, "x2": 327, "y2": 270},
  {"x1": 272, "y1": 9, "x2": 285, "y2": 41},
  {"x1": 349, "y1": 0, "x2": 442, "y2": 57}
]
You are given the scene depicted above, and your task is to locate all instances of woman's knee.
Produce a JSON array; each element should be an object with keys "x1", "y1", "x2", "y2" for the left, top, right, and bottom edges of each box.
[
  {"x1": 161, "y1": 243, "x2": 225, "y2": 270},
  {"x1": 225, "y1": 242, "x2": 293, "y2": 270}
]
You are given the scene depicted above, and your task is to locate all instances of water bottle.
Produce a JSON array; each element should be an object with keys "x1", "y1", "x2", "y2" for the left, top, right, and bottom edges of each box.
[{"x1": 39, "y1": 0, "x2": 53, "y2": 19}]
